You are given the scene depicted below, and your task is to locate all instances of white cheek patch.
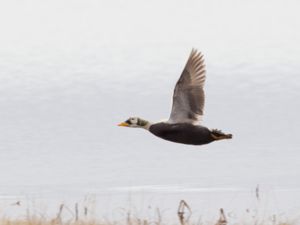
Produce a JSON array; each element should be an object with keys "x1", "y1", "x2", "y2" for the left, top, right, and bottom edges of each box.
[{"x1": 131, "y1": 118, "x2": 138, "y2": 124}]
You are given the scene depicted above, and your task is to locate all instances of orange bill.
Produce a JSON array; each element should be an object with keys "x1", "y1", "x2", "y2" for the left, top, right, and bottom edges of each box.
[{"x1": 118, "y1": 122, "x2": 129, "y2": 127}]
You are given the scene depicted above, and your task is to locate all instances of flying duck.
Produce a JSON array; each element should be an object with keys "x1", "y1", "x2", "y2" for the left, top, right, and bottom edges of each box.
[{"x1": 118, "y1": 49, "x2": 232, "y2": 145}]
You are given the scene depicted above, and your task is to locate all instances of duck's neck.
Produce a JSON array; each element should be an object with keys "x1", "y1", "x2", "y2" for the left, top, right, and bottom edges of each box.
[
  {"x1": 138, "y1": 119, "x2": 152, "y2": 130},
  {"x1": 142, "y1": 122, "x2": 152, "y2": 130}
]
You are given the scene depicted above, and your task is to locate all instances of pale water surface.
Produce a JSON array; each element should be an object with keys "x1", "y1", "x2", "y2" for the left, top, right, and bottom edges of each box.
[{"x1": 0, "y1": 0, "x2": 300, "y2": 221}]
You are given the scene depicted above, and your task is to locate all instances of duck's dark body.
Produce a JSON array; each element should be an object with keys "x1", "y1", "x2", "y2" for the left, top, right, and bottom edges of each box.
[{"x1": 149, "y1": 122, "x2": 215, "y2": 145}]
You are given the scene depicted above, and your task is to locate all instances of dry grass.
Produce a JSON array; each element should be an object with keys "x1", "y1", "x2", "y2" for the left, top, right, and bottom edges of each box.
[
  {"x1": 0, "y1": 216, "x2": 297, "y2": 225},
  {"x1": 0, "y1": 200, "x2": 298, "y2": 225}
]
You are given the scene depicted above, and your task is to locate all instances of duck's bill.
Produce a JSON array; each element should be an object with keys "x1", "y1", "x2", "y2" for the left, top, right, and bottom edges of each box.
[{"x1": 118, "y1": 122, "x2": 129, "y2": 127}]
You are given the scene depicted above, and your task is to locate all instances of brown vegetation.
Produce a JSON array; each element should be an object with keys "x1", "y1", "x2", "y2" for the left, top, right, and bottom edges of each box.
[{"x1": 0, "y1": 200, "x2": 298, "y2": 225}]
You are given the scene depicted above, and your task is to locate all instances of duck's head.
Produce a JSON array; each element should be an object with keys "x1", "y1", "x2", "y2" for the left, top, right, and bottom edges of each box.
[{"x1": 118, "y1": 117, "x2": 150, "y2": 129}]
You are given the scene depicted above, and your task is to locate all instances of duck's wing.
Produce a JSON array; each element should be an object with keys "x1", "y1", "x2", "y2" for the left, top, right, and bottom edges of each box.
[{"x1": 168, "y1": 49, "x2": 206, "y2": 125}]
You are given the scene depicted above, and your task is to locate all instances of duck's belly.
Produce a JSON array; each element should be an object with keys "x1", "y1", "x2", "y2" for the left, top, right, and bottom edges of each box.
[{"x1": 149, "y1": 123, "x2": 213, "y2": 145}]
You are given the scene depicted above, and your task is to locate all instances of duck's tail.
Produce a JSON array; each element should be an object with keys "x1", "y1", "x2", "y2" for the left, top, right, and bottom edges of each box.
[{"x1": 211, "y1": 129, "x2": 233, "y2": 140}]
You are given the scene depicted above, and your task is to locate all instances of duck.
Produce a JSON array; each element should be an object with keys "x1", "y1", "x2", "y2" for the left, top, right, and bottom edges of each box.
[{"x1": 118, "y1": 49, "x2": 232, "y2": 145}]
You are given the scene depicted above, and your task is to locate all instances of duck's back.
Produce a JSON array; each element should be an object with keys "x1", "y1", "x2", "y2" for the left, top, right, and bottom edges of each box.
[{"x1": 149, "y1": 122, "x2": 214, "y2": 145}]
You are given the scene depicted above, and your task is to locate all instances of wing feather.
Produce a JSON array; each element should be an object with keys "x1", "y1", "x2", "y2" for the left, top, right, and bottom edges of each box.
[{"x1": 168, "y1": 49, "x2": 206, "y2": 124}]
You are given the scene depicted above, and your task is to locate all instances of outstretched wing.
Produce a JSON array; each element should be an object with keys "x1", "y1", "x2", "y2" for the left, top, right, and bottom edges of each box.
[{"x1": 168, "y1": 49, "x2": 206, "y2": 125}]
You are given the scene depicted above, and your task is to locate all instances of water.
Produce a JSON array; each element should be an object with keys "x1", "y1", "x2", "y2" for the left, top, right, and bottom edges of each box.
[{"x1": 0, "y1": 0, "x2": 300, "y2": 221}]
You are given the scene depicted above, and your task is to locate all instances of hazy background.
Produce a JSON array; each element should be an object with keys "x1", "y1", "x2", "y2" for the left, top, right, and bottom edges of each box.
[{"x1": 0, "y1": 0, "x2": 299, "y2": 220}]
